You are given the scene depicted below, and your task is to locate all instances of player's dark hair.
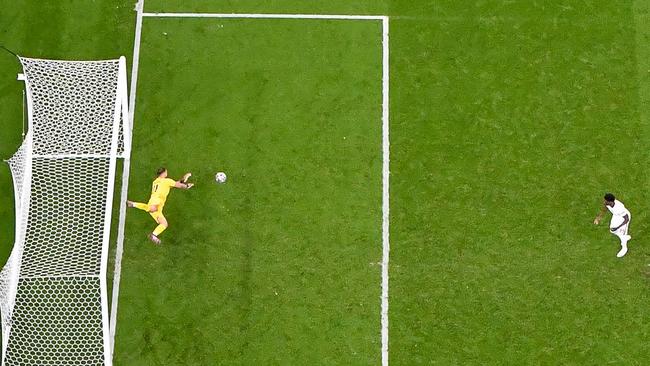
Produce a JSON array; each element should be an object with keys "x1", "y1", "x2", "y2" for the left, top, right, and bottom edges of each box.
[
  {"x1": 156, "y1": 167, "x2": 167, "y2": 177},
  {"x1": 604, "y1": 193, "x2": 615, "y2": 202}
]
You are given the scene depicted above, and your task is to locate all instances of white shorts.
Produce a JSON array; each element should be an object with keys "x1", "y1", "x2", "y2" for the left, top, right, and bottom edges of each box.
[{"x1": 610, "y1": 215, "x2": 631, "y2": 236}]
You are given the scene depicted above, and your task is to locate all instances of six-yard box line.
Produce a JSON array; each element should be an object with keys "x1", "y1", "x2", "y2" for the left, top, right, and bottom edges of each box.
[{"x1": 120, "y1": 6, "x2": 390, "y2": 366}]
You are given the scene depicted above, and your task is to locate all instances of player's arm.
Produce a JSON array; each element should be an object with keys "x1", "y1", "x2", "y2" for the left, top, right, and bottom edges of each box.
[
  {"x1": 593, "y1": 205, "x2": 607, "y2": 225},
  {"x1": 173, "y1": 173, "x2": 193, "y2": 189},
  {"x1": 175, "y1": 181, "x2": 193, "y2": 189}
]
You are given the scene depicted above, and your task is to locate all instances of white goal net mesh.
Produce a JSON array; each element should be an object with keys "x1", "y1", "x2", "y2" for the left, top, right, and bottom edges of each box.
[{"x1": 0, "y1": 57, "x2": 128, "y2": 366}]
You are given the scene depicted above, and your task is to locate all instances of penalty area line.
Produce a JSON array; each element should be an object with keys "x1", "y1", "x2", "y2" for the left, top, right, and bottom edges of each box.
[
  {"x1": 142, "y1": 12, "x2": 386, "y2": 21},
  {"x1": 137, "y1": 10, "x2": 391, "y2": 366},
  {"x1": 381, "y1": 16, "x2": 390, "y2": 366}
]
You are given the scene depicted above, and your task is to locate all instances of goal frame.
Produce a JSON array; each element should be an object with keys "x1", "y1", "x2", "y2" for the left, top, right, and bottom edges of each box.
[{"x1": 1, "y1": 56, "x2": 130, "y2": 366}]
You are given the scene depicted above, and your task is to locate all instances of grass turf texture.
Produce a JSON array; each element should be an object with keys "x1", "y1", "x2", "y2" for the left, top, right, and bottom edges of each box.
[
  {"x1": 0, "y1": 0, "x2": 649, "y2": 365},
  {"x1": 390, "y1": 1, "x2": 650, "y2": 364}
]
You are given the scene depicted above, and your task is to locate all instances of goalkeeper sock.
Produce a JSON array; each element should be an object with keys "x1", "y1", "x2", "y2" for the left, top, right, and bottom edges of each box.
[
  {"x1": 153, "y1": 224, "x2": 167, "y2": 236},
  {"x1": 134, "y1": 202, "x2": 149, "y2": 211}
]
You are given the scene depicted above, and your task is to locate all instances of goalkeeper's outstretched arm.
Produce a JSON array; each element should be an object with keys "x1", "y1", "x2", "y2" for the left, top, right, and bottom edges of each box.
[{"x1": 174, "y1": 172, "x2": 194, "y2": 189}]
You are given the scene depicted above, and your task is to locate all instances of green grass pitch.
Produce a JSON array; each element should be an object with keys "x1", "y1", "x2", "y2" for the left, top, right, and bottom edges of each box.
[{"x1": 1, "y1": 1, "x2": 650, "y2": 365}]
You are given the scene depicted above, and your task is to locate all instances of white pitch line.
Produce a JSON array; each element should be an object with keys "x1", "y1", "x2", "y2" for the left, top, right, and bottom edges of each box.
[
  {"x1": 142, "y1": 12, "x2": 384, "y2": 20},
  {"x1": 109, "y1": 0, "x2": 144, "y2": 358},
  {"x1": 381, "y1": 16, "x2": 390, "y2": 366},
  {"x1": 132, "y1": 10, "x2": 391, "y2": 365},
  {"x1": 128, "y1": 1, "x2": 144, "y2": 124}
]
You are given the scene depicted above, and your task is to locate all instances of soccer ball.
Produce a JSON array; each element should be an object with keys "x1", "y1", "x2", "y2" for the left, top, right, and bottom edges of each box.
[{"x1": 215, "y1": 172, "x2": 227, "y2": 183}]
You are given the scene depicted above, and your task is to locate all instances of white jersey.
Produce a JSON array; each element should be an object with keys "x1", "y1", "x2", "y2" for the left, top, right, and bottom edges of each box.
[{"x1": 607, "y1": 199, "x2": 631, "y2": 228}]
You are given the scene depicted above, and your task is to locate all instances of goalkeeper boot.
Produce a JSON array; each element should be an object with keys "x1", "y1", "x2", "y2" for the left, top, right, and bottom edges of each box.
[{"x1": 148, "y1": 233, "x2": 161, "y2": 245}]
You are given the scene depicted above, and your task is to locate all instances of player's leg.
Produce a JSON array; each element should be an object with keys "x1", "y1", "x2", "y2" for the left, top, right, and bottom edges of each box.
[
  {"x1": 127, "y1": 200, "x2": 150, "y2": 211},
  {"x1": 618, "y1": 219, "x2": 631, "y2": 257},
  {"x1": 147, "y1": 210, "x2": 168, "y2": 244},
  {"x1": 153, "y1": 214, "x2": 168, "y2": 237},
  {"x1": 613, "y1": 225, "x2": 629, "y2": 258}
]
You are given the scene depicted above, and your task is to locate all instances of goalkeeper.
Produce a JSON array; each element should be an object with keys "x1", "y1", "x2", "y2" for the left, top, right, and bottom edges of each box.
[{"x1": 127, "y1": 167, "x2": 193, "y2": 244}]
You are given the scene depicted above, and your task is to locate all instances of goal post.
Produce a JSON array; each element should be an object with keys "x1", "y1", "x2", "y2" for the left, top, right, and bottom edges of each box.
[{"x1": 0, "y1": 56, "x2": 130, "y2": 366}]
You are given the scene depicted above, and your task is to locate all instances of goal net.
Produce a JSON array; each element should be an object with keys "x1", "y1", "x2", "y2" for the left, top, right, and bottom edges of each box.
[{"x1": 0, "y1": 57, "x2": 130, "y2": 366}]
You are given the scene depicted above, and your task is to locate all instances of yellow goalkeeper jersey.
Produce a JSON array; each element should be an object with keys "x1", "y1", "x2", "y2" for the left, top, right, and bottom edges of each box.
[{"x1": 148, "y1": 177, "x2": 176, "y2": 206}]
